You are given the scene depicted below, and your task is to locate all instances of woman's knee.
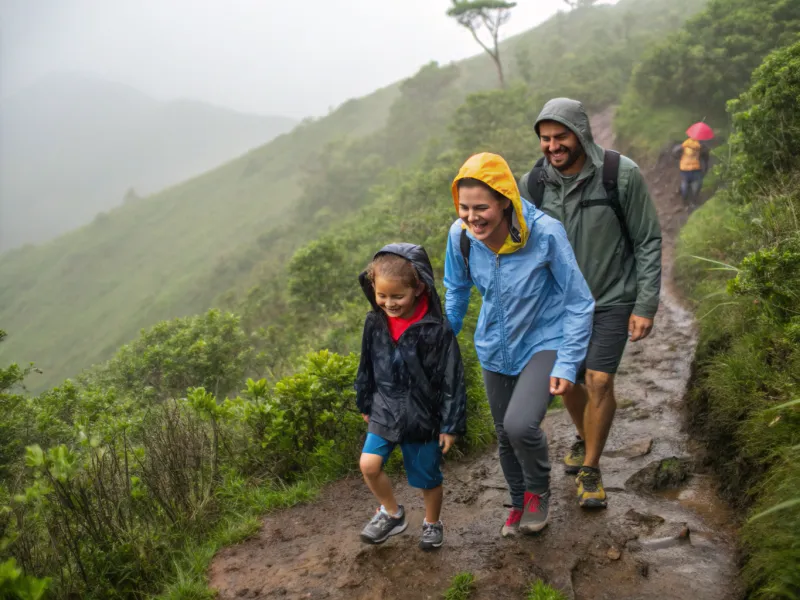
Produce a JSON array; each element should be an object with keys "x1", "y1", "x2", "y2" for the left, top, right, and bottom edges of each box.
[
  {"x1": 504, "y1": 417, "x2": 545, "y2": 447},
  {"x1": 360, "y1": 453, "x2": 384, "y2": 479}
]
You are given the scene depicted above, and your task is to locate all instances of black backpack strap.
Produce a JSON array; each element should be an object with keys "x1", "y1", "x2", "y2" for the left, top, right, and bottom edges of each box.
[
  {"x1": 459, "y1": 227, "x2": 471, "y2": 279},
  {"x1": 526, "y1": 157, "x2": 547, "y2": 208},
  {"x1": 581, "y1": 149, "x2": 633, "y2": 253}
]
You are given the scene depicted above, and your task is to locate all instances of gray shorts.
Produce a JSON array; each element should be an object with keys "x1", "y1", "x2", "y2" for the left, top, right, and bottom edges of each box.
[{"x1": 576, "y1": 305, "x2": 634, "y2": 384}]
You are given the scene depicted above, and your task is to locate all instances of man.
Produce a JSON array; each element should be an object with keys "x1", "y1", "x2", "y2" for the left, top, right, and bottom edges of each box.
[{"x1": 518, "y1": 98, "x2": 662, "y2": 509}]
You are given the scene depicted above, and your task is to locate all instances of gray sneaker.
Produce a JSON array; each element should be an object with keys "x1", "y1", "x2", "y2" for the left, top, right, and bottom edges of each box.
[
  {"x1": 360, "y1": 505, "x2": 407, "y2": 544},
  {"x1": 419, "y1": 520, "x2": 444, "y2": 550},
  {"x1": 519, "y1": 491, "x2": 550, "y2": 534}
]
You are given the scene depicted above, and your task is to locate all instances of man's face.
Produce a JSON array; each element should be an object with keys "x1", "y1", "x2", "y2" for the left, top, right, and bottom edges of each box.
[{"x1": 538, "y1": 121, "x2": 585, "y2": 174}]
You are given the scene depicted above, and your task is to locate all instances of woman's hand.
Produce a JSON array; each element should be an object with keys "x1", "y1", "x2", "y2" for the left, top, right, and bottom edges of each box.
[
  {"x1": 362, "y1": 414, "x2": 369, "y2": 423},
  {"x1": 439, "y1": 433, "x2": 456, "y2": 454},
  {"x1": 550, "y1": 377, "x2": 573, "y2": 396}
]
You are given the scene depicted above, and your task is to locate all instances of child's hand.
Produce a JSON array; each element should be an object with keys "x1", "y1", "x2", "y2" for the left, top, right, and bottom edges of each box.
[
  {"x1": 362, "y1": 414, "x2": 369, "y2": 423},
  {"x1": 439, "y1": 433, "x2": 456, "y2": 454}
]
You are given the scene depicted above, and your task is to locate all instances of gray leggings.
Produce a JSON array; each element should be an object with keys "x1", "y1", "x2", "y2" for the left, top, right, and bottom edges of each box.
[{"x1": 483, "y1": 350, "x2": 557, "y2": 507}]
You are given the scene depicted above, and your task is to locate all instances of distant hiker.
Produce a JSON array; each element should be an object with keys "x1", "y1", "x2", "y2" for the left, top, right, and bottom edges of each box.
[
  {"x1": 355, "y1": 243, "x2": 467, "y2": 550},
  {"x1": 444, "y1": 152, "x2": 594, "y2": 536},
  {"x1": 518, "y1": 98, "x2": 662, "y2": 509},
  {"x1": 675, "y1": 137, "x2": 710, "y2": 206}
]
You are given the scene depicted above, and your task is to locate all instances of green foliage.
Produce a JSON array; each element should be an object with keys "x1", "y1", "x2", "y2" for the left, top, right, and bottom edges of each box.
[
  {"x1": 632, "y1": 0, "x2": 800, "y2": 121},
  {"x1": 728, "y1": 236, "x2": 800, "y2": 323},
  {"x1": 0, "y1": 558, "x2": 49, "y2": 600},
  {"x1": 616, "y1": 0, "x2": 800, "y2": 157},
  {"x1": 0, "y1": 345, "x2": 361, "y2": 598},
  {"x1": 726, "y1": 41, "x2": 800, "y2": 187},
  {"x1": 449, "y1": 84, "x2": 542, "y2": 174},
  {"x1": 675, "y1": 41, "x2": 800, "y2": 599},
  {"x1": 443, "y1": 571, "x2": 475, "y2": 600},
  {"x1": 0, "y1": 333, "x2": 38, "y2": 482},
  {"x1": 93, "y1": 308, "x2": 253, "y2": 402},
  {"x1": 527, "y1": 579, "x2": 568, "y2": 600}
]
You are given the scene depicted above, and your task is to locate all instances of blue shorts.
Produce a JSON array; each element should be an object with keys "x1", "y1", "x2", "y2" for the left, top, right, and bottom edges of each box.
[{"x1": 362, "y1": 433, "x2": 443, "y2": 490}]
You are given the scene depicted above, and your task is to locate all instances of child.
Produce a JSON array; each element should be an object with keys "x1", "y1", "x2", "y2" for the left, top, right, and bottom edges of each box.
[{"x1": 355, "y1": 242, "x2": 467, "y2": 550}]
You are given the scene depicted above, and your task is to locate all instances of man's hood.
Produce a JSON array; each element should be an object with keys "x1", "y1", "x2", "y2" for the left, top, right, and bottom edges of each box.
[
  {"x1": 451, "y1": 152, "x2": 529, "y2": 254},
  {"x1": 358, "y1": 243, "x2": 443, "y2": 319},
  {"x1": 534, "y1": 98, "x2": 605, "y2": 170}
]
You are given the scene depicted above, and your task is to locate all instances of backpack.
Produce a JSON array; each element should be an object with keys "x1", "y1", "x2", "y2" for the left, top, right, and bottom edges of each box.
[{"x1": 459, "y1": 149, "x2": 631, "y2": 279}]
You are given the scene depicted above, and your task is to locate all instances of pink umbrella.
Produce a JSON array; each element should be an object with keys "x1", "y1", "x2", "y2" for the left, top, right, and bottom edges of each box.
[{"x1": 686, "y1": 122, "x2": 714, "y2": 141}]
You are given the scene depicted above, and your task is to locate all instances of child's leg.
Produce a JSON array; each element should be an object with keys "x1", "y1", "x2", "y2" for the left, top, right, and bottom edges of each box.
[
  {"x1": 422, "y1": 486, "x2": 443, "y2": 523},
  {"x1": 360, "y1": 433, "x2": 400, "y2": 514},
  {"x1": 401, "y1": 440, "x2": 444, "y2": 522},
  {"x1": 360, "y1": 453, "x2": 400, "y2": 514}
]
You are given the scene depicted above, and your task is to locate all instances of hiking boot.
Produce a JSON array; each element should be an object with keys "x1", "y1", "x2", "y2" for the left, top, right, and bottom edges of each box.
[
  {"x1": 519, "y1": 491, "x2": 550, "y2": 534},
  {"x1": 564, "y1": 438, "x2": 585, "y2": 474},
  {"x1": 500, "y1": 507, "x2": 523, "y2": 538},
  {"x1": 419, "y1": 520, "x2": 444, "y2": 550},
  {"x1": 360, "y1": 505, "x2": 407, "y2": 544},
  {"x1": 576, "y1": 467, "x2": 607, "y2": 508}
]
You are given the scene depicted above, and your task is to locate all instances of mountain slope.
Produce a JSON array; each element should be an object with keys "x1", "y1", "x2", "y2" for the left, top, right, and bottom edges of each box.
[
  {"x1": 0, "y1": 72, "x2": 296, "y2": 250},
  {"x1": 0, "y1": 0, "x2": 705, "y2": 392}
]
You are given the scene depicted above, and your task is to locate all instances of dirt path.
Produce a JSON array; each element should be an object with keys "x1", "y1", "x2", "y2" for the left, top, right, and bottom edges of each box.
[{"x1": 208, "y1": 111, "x2": 741, "y2": 600}]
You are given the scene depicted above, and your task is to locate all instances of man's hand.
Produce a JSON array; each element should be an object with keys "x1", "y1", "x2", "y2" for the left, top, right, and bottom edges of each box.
[
  {"x1": 550, "y1": 377, "x2": 573, "y2": 396},
  {"x1": 439, "y1": 433, "x2": 456, "y2": 454},
  {"x1": 628, "y1": 314, "x2": 654, "y2": 342},
  {"x1": 362, "y1": 414, "x2": 369, "y2": 423}
]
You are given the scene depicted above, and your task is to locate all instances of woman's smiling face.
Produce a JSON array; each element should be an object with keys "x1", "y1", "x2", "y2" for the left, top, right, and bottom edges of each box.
[{"x1": 457, "y1": 185, "x2": 511, "y2": 251}]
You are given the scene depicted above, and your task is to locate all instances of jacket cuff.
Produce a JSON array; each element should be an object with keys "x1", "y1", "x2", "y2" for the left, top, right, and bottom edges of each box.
[
  {"x1": 632, "y1": 304, "x2": 658, "y2": 320},
  {"x1": 550, "y1": 364, "x2": 576, "y2": 384}
]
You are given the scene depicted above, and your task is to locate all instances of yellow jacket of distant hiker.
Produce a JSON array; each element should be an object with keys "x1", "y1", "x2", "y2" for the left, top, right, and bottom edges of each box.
[{"x1": 680, "y1": 138, "x2": 703, "y2": 171}]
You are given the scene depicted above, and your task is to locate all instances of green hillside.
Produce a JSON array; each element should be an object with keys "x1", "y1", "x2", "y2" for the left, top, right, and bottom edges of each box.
[
  {"x1": 0, "y1": 73, "x2": 297, "y2": 250},
  {"x1": 0, "y1": 0, "x2": 703, "y2": 393}
]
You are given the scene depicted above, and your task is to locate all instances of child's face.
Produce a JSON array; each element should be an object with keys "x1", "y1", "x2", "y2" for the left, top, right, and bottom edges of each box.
[{"x1": 374, "y1": 275, "x2": 421, "y2": 320}]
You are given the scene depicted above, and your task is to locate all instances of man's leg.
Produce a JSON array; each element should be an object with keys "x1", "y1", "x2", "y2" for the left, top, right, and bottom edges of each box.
[
  {"x1": 563, "y1": 383, "x2": 588, "y2": 440},
  {"x1": 581, "y1": 370, "x2": 616, "y2": 468},
  {"x1": 574, "y1": 306, "x2": 632, "y2": 508},
  {"x1": 561, "y1": 383, "x2": 588, "y2": 474}
]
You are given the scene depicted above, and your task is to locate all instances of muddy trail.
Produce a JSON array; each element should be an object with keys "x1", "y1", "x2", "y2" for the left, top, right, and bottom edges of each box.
[{"x1": 208, "y1": 110, "x2": 741, "y2": 600}]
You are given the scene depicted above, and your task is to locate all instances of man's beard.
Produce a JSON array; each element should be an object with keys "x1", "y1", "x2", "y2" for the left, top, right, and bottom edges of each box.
[{"x1": 551, "y1": 145, "x2": 585, "y2": 172}]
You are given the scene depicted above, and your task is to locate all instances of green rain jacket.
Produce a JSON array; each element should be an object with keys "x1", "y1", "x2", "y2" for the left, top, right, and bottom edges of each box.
[{"x1": 519, "y1": 98, "x2": 662, "y2": 319}]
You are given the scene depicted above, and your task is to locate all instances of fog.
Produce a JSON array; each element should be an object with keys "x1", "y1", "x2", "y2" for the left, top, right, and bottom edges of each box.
[{"x1": 2, "y1": 0, "x2": 569, "y2": 119}]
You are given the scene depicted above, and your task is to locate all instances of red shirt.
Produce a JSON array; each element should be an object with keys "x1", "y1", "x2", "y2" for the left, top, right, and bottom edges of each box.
[{"x1": 387, "y1": 294, "x2": 429, "y2": 342}]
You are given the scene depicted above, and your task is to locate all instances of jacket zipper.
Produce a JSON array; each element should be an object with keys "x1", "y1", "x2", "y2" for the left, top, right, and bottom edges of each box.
[{"x1": 493, "y1": 252, "x2": 511, "y2": 372}]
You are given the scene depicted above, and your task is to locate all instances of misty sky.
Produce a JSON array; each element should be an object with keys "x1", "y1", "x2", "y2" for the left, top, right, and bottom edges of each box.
[{"x1": 0, "y1": 0, "x2": 603, "y2": 119}]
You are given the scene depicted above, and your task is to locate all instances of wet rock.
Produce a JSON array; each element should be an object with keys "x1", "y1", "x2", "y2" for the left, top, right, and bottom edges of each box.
[
  {"x1": 628, "y1": 409, "x2": 651, "y2": 421},
  {"x1": 607, "y1": 546, "x2": 622, "y2": 560},
  {"x1": 636, "y1": 559, "x2": 650, "y2": 578},
  {"x1": 625, "y1": 509, "x2": 665, "y2": 527},
  {"x1": 604, "y1": 437, "x2": 653, "y2": 459},
  {"x1": 617, "y1": 397, "x2": 636, "y2": 409},
  {"x1": 625, "y1": 457, "x2": 692, "y2": 493}
]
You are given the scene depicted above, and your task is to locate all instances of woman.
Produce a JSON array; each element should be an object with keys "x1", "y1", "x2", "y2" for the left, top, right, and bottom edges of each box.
[{"x1": 444, "y1": 152, "x2": 594, "y2": 536}]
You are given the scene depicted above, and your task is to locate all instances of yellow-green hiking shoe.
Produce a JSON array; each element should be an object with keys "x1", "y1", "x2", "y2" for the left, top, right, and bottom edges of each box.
[
  {"x1": 563, "y1": 438, "x2": 585, "y2": 474},
  {"x1": 576, "y1": 466, "x2": 607, "y2": 508}
]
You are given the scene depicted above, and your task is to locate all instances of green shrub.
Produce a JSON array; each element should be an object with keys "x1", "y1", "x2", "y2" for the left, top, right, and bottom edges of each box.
[{"x1": 675, "y1": 40, "x2": 800, "y2": 599}]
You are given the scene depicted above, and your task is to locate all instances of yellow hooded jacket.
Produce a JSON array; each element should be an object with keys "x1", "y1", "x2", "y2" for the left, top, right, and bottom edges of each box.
[{"x1": 451, "y1": 152, "x2": 529, "y2": 254}]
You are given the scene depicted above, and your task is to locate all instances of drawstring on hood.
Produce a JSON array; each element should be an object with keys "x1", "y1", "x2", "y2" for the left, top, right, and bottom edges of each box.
[{"x1": 451, "y1": 152, "x2": 529, "y2": 254}]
